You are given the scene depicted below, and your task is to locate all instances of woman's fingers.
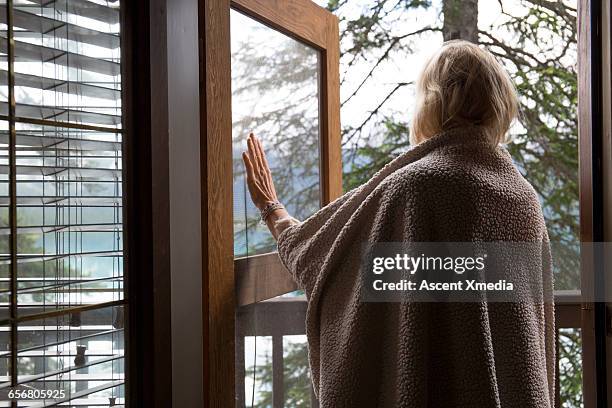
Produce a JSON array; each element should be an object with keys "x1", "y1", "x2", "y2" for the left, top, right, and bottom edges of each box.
[
  {"x1": 247, "y1": 136, "x2": 258, "y2": 171},
  {"x1": 242, "y1": 151, "x2": 255, "y2": 180},
  {"x1": 242, "y1": 151, "x2": 266, "y2": 209},
  {"x1": 255, "y1": 136, "x2": 276, "y2": 196},
  {"x1": 251, "y1": 134, "x2": 267, "y2": 174},
  {"x1": 242, "y1": 151, "x2": 258, "y2": 190},
  {"x1": 243, "y1": 133, "x2": 278, "y2": 208},
  {"x1": 252, "y1": 135, "x2": 275, "y2": 191},
  {"x1": 256, "y1": 138, "x2": 273, "y2": 177},
  {"x1": 255, "y1": 136, "x2": 277, "y2": 197}
]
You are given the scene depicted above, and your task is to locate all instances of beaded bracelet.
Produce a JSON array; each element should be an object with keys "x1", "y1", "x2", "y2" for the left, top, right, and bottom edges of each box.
[{"x1": 260, "y1": 201, "x2": 285, "y2": 224}]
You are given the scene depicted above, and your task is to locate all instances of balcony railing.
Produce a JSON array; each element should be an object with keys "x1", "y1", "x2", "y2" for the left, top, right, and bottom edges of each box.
[
  {"x1": 236, "y1": 296, "x2": 318, "y2": 408},
  {"x1": 236, "y1": 292, "x2": 582, "y2": 408}
]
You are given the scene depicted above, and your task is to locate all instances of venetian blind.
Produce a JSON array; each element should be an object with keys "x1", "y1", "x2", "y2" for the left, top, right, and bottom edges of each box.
[{"x1": 0, "y1": 0, "x2": 124, "y2": 406}]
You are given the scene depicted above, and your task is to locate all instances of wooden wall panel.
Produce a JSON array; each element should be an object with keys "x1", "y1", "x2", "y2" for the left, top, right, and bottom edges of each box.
[{"x1": 167, "y1": 0, "x2": 205, "y2": 405}]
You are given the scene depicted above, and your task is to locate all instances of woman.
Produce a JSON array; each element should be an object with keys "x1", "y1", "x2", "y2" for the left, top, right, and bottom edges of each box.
[{"x1": 243, "y1": 40, "x2": 554, "y2": 408}]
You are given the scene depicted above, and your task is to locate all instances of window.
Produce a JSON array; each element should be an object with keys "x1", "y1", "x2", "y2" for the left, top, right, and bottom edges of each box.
[
  {"x1": 230, "y1": 9, "x2": 324, "y2": 405},
  {"x1": 0, "y1": 1, "x2": 124, "y2": 405}
]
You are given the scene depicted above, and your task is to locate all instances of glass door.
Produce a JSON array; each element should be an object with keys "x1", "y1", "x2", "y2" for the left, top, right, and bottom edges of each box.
[{"x1": 227, "y1": 0, "x2": 340, "y2": 406}]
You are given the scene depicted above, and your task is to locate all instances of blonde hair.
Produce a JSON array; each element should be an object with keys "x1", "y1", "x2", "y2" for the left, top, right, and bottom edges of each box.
[{"x1": 410, "y1": 40, "x2": 519, "y2": 145}]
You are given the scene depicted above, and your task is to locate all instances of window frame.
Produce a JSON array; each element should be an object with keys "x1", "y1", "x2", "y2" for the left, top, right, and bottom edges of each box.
[{"x1": 572, "y1": 0, "x2": 608, "y2": 407}]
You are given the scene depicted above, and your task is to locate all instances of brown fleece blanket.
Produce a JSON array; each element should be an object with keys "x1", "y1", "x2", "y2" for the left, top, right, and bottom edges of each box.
[{"x1": 277, "y1": 126, "x2": 555, "y2": 407}]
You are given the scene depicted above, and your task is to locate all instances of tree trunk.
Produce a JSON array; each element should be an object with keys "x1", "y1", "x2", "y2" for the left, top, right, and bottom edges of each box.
[{"x1": 442, "y1": 0, "x2": 479, "y2": 43}]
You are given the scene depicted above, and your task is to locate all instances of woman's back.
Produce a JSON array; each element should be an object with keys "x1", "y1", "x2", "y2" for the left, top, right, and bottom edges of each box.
[{"x1": 277, "y1": 128, "x2": 554, "y2": 408}]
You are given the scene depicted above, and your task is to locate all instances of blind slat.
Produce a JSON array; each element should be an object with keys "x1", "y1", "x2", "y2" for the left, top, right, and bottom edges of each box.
[
  {"x1": 24, "y1": 0, "x2": 120, "y2": 25},
  {"x1": 0, "y1": 39, "x2": 121, "y2": 76},
  {"x1": 0, "y1": 70, "x2": 121, "y2": 101},
  {"x1": 0, "y1": 7, "x2": 120, "y2": 48}
]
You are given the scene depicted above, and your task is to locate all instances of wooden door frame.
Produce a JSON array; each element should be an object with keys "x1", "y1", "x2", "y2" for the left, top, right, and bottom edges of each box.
[
  {"x1": 130, "y1": 0, "x2": 612, "y2": 405},
  {"x1": 577, "y1": 0, "x2": 607, "y2": 407},
  {"x1": 200, "y1": 0, "x2": 341, "y2": 405},
  {"x1": 604, "y1": 1, "x2": 612, "y2": 403}
]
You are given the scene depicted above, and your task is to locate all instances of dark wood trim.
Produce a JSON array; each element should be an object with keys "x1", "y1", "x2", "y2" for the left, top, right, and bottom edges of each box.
[
  {"x1": 148, "y1": 0, "x2": 175, "y2": 404},
  {"x1": 124, "y1": 0, "x2": 175, "y2": 406},
  {"x1": 200, "y1": 0, "x2": 235, "y2": 406},
  {"x1": 555, "y1": 303, "x2": 582, "y2": 329},
  {"x1": 272, "y1": 335, "x2": 284, "y2": 408},
  {"x1": 578, "y1": 0, "x2": 607, "y2": 406},
  {"x1": 555, "y1": 328, "x2": 561, "y2": 408},
  {"x1": 604, "y1": 0, "x2": 612, "y2": 402},
  {"x1": 236, "y1": 296, "x2": 308, "y2": 336}
]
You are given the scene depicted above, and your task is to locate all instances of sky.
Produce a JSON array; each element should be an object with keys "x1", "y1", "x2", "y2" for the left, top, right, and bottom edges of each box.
[{"x1": 315, "y1": 0, "x2": 576, "y2": 148}]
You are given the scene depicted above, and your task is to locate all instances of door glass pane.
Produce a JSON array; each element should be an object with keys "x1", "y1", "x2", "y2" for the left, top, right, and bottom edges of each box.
[
  {"x1": 231, "y1": 8, "x2": 321, "y2": 408},
  {"x1": 231, "y1": 9, "x2": 321, "y2": 258}
]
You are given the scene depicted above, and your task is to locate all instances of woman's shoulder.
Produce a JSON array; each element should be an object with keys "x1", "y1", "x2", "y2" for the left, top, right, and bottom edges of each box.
[
  {"x1": 382, "y1": 150, "x2": 475, "y2": 190},
  {"x1": 380, "y1": 145, "x2": 537, "y2": 203}
]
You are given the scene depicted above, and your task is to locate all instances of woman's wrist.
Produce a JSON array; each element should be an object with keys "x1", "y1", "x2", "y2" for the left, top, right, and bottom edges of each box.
[
  {"x1": 260, "y1": 200, "x2": 283, "y2": 222},
  {"x1": 266, "y1": 207, "x2": 290, "y2": 223},
  {"x1": 257, "y1": 199, "x2": 298, "y2": 239},
  {"x1": 264, "y1": 207, "x2": 292, "y2": 240}
]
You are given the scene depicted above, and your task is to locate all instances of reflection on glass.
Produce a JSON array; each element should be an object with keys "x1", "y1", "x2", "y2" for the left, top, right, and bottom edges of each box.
[
  {"x1": 487, "y1": 1, "x2": 579, "y2": 291},
  {"x1": 231, "y1": 9, "x2": 321, "y2": 257}
]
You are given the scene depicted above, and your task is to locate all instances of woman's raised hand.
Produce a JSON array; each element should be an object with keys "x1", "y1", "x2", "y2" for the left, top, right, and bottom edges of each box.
[{"x1": 242, "y1": 133, "x2": 279, "y2": 211}]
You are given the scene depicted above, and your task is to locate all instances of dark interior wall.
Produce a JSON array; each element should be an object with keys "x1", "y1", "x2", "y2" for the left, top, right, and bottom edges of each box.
[
  {"x1": 167, "y1": 0, "x2": 205, "y2": 406},
  {"x1": 124, "y1": 0, "x2": 172, "y2": 406}
]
